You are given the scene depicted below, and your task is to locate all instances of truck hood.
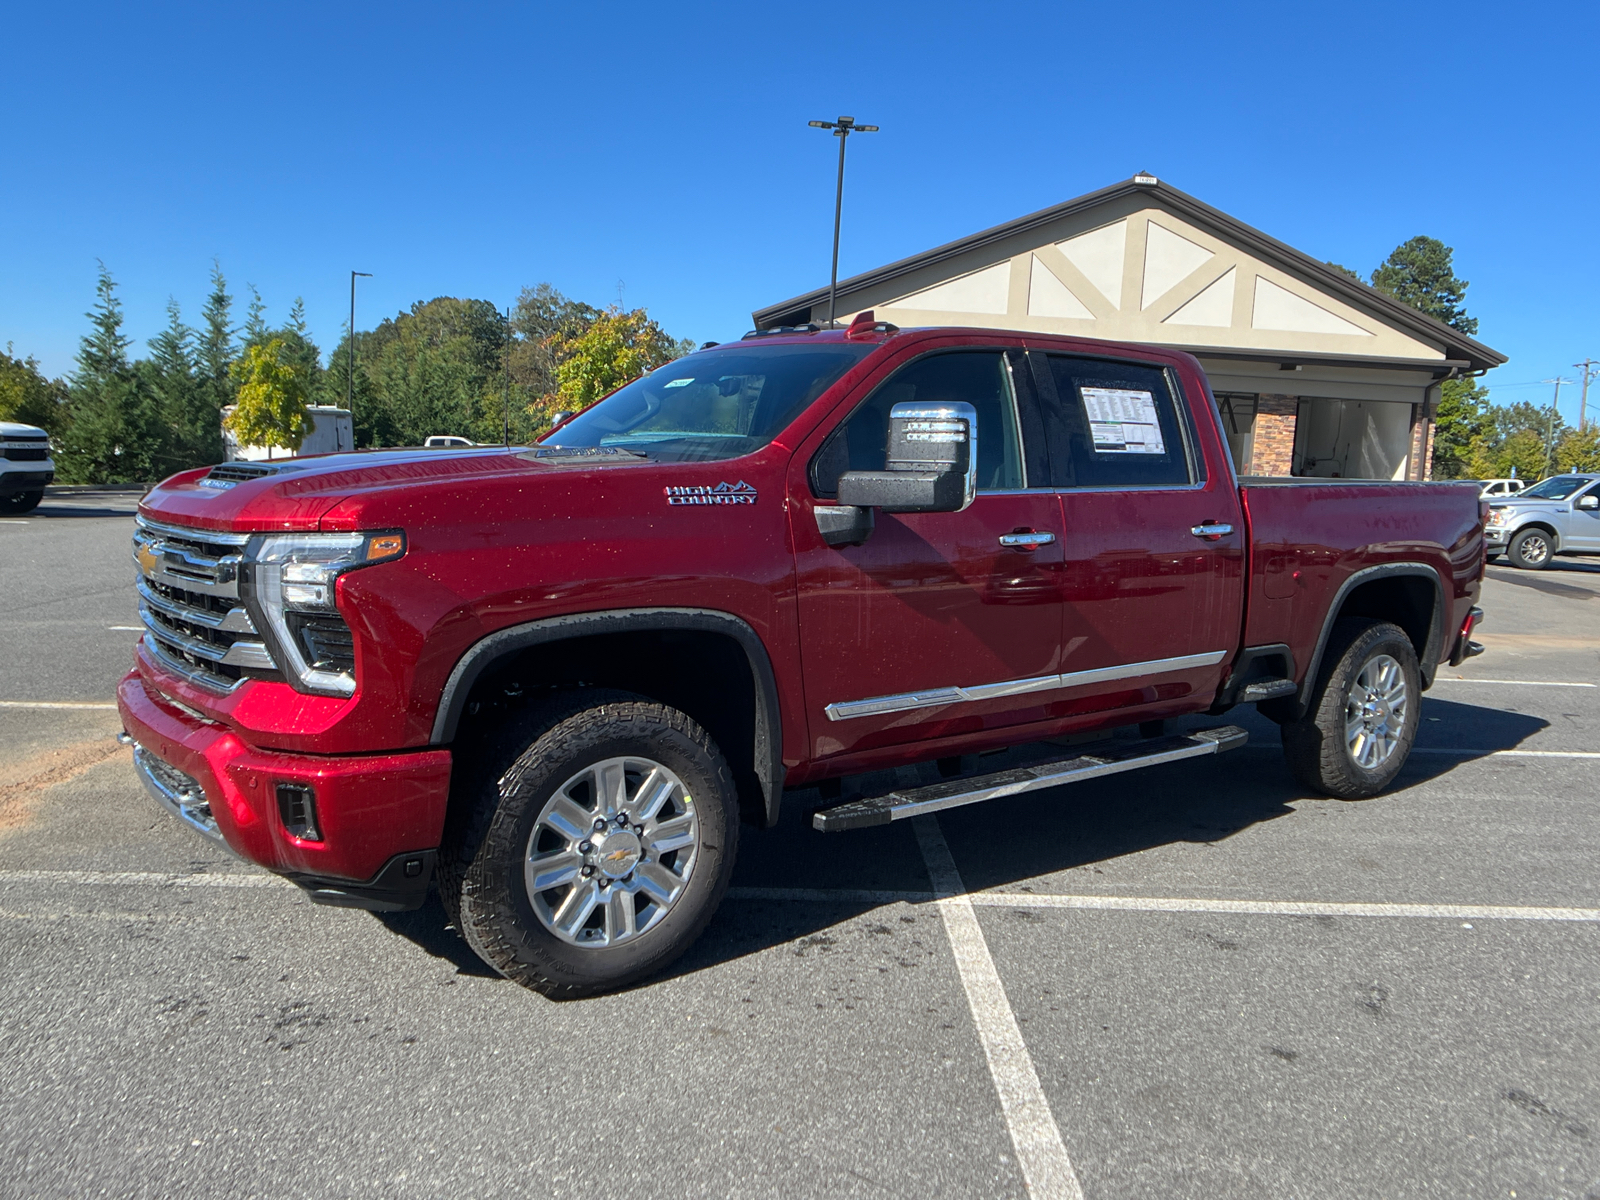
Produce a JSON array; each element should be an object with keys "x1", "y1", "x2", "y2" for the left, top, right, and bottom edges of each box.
[{"x1": 139, "y1": 446, "x2": 608, "y2": 531}]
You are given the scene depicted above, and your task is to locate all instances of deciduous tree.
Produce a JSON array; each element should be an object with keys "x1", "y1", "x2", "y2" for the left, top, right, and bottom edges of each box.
[
  {"x1": 0, "y1": 349, "x2": 67, "y2": 431},
  {"x1": 226, "y1": 337, "x2": 311, "y2": 458}
]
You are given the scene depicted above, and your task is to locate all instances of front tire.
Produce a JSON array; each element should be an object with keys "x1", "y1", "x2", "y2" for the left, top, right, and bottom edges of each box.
[
  {"x1": 0, "y1": 490, "x2": 42, "y2": 514},
  {"x1": 1508, "y1": 528, "x2": 1553, "y2": 570},
  {"x1": 1281, "y1": 620, "x2": 1420, "y2": 799},
  {"x1": 442, "y1": 690, "x2": 740, "y2": 998}
]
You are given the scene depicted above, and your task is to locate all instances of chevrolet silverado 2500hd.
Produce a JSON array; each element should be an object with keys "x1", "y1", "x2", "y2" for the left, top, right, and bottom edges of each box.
[{"x1": 118, "y1": 315, "x2": 1487, "y2": 996}]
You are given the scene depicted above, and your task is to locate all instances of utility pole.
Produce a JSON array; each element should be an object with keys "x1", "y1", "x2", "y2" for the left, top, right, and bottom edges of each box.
[
  {"x1": 1541, "y1": 377, "x2": 1571, "y2": 478},
  {"x1": 348, "y1": 271, "x2": 372, "y2": 439},
  {"x1": 1575, "y1": 359, "x2": 1600, "y2": 431},
  {"x1": 808, "y1": 115, "x2": 879, "y2": 328}
]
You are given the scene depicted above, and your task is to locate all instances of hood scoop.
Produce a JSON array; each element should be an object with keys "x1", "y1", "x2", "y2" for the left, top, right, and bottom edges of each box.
[{"x1": 199, "y1": 461, "x2": 303, "y2": 490}]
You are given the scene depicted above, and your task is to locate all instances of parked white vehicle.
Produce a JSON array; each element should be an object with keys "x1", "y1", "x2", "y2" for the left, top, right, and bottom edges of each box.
[
  {"x1": 423, "y1": 435, "x2": 474, "y2": 448},
  {"x1": 0, "y1": 420, "x2": 55, "y2": 514},
  {"x1": 1477, "y1": 478, "x2": 1528, "y2": 499}
]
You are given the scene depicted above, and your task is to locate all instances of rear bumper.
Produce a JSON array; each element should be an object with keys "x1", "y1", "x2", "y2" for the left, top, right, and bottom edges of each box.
[{"x1": 116, "y1": 671, "x2": 452, "y2": 908}]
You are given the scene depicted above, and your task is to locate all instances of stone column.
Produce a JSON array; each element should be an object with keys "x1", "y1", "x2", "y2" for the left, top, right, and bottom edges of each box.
[{"x1": 1251, "y1": 394, "x2": 1299, "y2": 477}]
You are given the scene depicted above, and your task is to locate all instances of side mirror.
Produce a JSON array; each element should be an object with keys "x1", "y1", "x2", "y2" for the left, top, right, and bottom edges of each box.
[
  {"x1": 1579, "y1": 495, "x2": 1598, "y2": 510},
  {"x1": 835, "y1": 402, "x2": 978, "y2": 514}
]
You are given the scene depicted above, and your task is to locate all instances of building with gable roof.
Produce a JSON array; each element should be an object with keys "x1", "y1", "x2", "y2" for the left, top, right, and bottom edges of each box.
[{"x1": 753, "y1": 175, "x2": 1504, "y2": 480}]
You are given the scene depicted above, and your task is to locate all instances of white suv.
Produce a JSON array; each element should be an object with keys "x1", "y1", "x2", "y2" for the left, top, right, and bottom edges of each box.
[
  {"x1": 1478, "y1": 478, "x2": 1528, "y2": 499},
  {"x1": 0, "y1": 421, "x2": 55, "y2": 514}
]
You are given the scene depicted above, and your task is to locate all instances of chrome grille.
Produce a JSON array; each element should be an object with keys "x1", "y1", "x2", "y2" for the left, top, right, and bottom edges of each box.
[{"x1": 133, "y1": 516, "x2": 277, "y2": 691}]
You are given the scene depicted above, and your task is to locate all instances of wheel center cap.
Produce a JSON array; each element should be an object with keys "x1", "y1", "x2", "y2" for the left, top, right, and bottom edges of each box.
[{"x1": 593, "y1": 830, "x2": 642, "y2": 879}]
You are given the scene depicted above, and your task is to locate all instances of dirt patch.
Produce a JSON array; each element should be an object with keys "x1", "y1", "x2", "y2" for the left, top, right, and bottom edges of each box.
[{"x1": 0, "y1": 738, "x2": 129, "y2": 834}]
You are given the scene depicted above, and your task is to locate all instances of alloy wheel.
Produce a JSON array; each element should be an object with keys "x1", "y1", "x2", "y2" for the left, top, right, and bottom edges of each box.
[
  {"x1": 1344, "y1": 653, "x2": 1408, "y2": 770},
  {"x1": 523, "y1": 756, "x2": 699, "y2": 948}
]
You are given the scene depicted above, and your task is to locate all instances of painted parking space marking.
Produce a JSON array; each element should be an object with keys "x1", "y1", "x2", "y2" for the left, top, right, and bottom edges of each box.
[
  {"x1": 1409, "y1": 748, "x2": 1600, "y2": 760},
  {"x1": 0, "y1": 700, "x2": 119, "y2": 710},
  {"x1": 1434, "y1": 678, "x2": 1597, "y2": 688},
  {"x1": 963, "y1": 893, "x2": 1600, "y2": 922},
  {"x1": 0, "y1": 869, "x2": 290, "y2": 889},
  {"x1": 913, "y1": 816, "x2": 1084, "y2": 1200}
]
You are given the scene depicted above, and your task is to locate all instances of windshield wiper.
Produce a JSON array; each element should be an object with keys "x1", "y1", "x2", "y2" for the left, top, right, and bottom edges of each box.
[{"x1": 522, "y1": 445, "x2": 651, "y2": 464}]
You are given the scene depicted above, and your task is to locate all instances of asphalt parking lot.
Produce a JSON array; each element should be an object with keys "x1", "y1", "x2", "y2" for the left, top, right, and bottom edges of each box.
[{"x1": 2, "y1": 492, "x2": 1597, "y2": 1199}]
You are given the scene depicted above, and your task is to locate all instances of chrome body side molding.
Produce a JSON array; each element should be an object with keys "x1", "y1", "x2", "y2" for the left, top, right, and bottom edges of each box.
[{"x1": 823, "y1": 650, "x2": 1230, "y2": 722}]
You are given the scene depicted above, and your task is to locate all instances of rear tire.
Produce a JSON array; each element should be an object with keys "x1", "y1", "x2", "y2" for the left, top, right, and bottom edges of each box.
[
  {"x1": 440, "y1": 690, "x2": 739, "y2": 998},
  {"x1": 1508, "y1": 528, "x2": 1553, "y2": 570},
  {"x1": 0, "y1": 490, "x2": 42, "y2": 514},
  {"x1": 1281, "y1": 620, "x2": 1420, "y2": 799}
]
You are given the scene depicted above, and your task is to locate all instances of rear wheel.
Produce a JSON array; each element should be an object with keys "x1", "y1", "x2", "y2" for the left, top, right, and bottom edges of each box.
[
  {"x1": 0, "y1": 490, "x2": 42, "y2": 514},
  {"x1": 441, "y1": 690, "x2": 739, "y2": 998},
  {"x1": 1508, "y1": 527, "x2": 1553, "y2": 570},
  {"x1": 1281, "y1": 620, "x2": 1420, "y2": 799}
]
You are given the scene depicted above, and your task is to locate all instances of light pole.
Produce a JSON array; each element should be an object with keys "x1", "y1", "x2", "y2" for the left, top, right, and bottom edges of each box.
[
  {"x1": 808, "y1": 115, "x2": 878, "y2": 328},
  {"x1": 348, "y1": 271, "x2": 372, "y2": 437}
]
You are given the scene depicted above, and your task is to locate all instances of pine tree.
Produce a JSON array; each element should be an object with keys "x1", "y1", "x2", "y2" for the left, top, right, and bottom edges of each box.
[
  {"x1": 197, "y1": 261, "x2": 236, "y2": 416},
  {"x1": 1370, "y1": 237, "x2": 1478, "y2": 335},
  {"x1": 243, "y1": 284, "x2": 269, "y2": 347},
  {"x1": 55, "y1": 264, "x2": 164, "y2": 483},
  {"x1": 143, "y1": 299, "x2": 222, "y2": 468}
]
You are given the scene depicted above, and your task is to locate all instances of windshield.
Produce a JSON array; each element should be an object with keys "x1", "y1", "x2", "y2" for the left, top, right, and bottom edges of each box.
[
  {"x1": 539, "y1": 343, "x2": 875, "y2": 463},
  {"x1": 1516, "y1": 475, "x2": 1593, "y2": 501}
]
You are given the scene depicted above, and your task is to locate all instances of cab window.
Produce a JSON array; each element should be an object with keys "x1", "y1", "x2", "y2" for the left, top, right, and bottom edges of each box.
[{"x1": 810, "y1": 351, "x2": 1025, "y2": 497}]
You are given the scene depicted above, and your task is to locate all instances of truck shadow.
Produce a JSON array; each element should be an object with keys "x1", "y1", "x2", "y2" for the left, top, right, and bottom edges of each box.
[{"x1": 368, "y1": 697, "x2": 1549, "y2": 990}]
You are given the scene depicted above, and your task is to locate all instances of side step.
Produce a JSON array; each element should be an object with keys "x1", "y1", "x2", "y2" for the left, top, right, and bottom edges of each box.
[
  {"x1": 1239, "y1": 678, "x2": 1297, "y2": 702},
  {"x1": 812, "y1": 726, "x2": 1248, "y2": 833}
]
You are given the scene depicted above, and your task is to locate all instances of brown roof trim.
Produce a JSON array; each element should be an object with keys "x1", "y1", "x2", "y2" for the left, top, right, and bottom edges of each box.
[
  {"x1": 751, "y1": 177, "x2": 1506, "y2": 373},
  {"x1": 1180, "y1": 348, "x2": 1471, "y2": 377}
]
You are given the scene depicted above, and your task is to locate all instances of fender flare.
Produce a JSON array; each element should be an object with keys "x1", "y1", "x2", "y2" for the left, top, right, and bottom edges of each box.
[
  {"x1": 429, "y1": 607, "x2": 785, "y2": 826},
  {"x1": 1294, "y1": 562, "x2": 1447, "y2": 717}
]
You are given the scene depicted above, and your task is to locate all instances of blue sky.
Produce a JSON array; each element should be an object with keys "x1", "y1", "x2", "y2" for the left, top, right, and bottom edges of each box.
[{"x1": 3, "y1": 1, "x2": 1596, "y2": 420}]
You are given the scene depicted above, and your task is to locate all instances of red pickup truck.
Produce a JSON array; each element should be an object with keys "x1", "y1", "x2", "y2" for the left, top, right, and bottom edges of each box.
[{"x1": 119, "y1": 315, "x2": 1487, "y2": 996}]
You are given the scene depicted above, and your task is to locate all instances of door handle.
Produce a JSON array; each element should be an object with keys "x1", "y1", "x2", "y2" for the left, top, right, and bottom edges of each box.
[
  {"x1": 1190, "y1": 522, "x2": 1234, "y2": 540},
  {"x1": 999, "y1": 531, "x2": 1056, "y2": 549}
]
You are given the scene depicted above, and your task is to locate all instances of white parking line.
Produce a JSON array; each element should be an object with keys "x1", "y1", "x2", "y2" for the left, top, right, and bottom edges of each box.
[
  {"x1": 1435, "y1": 678, "x2": 1597, "y2": 688},
  {"x1": 0, "y1": 700, "x2": 119, "y2": 710},
  {"x1": 107, "y1": 626, "x2": 143, "y2": 632},
  {"x1": 1410, "y1": 748, "x2": 1600, "y2": 760},
  {"x1": 913, "y1": 816, "x2": 1084, "y2": 1200},
  {"x1": 965, "y1": 893, "x2": 1600, "y2": 922},
  {"x1": 0, "y1": 869, "x2": 289, "y2": 889}
]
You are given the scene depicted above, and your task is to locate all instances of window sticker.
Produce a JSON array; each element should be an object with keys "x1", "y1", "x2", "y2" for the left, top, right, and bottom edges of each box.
[
  {"x1": 664, "y1": 378, "x2": 694, "y2": 388},
  {"x1": 1079, "y1": 387, "x2": 1166, "y2": 455}
]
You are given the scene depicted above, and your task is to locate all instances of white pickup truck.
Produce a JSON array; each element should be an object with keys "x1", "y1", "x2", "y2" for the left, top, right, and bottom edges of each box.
[{"x1": 0, "y1": 421, "x2": 54, "y2": 514}]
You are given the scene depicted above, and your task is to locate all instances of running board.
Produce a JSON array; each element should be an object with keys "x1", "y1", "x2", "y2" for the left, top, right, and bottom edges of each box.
[{"x1": 812, "y1": 726, "x2": 1249, "y2": 833}]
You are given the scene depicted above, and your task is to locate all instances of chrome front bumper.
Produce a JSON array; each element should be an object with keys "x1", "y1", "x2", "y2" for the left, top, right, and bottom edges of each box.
[{"x1": 125, "y1": 735, "x2": 232, "y2": 851}]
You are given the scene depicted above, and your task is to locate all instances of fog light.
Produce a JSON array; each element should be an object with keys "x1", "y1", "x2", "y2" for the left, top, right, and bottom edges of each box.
[{"x1": 276, "y1": 784, "x2": 322, "y2": 842}]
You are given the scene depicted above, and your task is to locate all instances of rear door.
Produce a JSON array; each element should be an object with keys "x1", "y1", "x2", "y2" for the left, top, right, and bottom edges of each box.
[
  {"x1": 1023, "y1": 349, "x2": 1244, "y2": 719},
  {"x1": 789, "y1": 344, "x2": 1065, "y2": 762}
]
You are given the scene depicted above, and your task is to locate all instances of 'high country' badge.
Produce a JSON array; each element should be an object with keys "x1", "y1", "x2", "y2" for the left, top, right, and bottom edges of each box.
[{"x1": 665, "y1": 481, "x2": 757, "y2": 507}]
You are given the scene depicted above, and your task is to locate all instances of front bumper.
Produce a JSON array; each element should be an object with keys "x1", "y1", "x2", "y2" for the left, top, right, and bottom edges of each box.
[
  {"x1": 1484, "y1": 527, "x2": 1510, "y2": 547},
  {"x1": 117, "y1": 670, "x2": 452, "y2": 909},
  {"x1": 0, "y1": 470, "x2": 53, "y2": 495}
]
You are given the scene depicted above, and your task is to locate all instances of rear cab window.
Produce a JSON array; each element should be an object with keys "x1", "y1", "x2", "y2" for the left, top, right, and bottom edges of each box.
[{"x1": 1028, "y1": 353, "x2": 1200, "y2": 489}]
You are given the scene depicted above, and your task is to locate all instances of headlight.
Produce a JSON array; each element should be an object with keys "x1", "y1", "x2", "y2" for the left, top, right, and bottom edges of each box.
[
  {"x1": 1485, "y1": 509, "x2": 1509, "y2": 527},
  {"x1": 244, "y1": 531, "x2": 405, "y2": 697}
]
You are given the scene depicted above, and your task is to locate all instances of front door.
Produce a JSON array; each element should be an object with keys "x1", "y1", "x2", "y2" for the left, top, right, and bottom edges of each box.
[
  {"x1": 1565, "y1": 481, "x2": 1600, "y2": 550},
  {"x1": 1026, "y1": 350, "x2": 1245, "y2": 720},
  {"x1": 791, "y1": 347, "x2": 1065, "y2": 762}
]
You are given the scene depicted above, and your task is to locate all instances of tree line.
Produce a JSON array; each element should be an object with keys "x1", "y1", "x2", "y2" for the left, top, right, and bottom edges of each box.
[{"x1": 0, "y1": 265, "x2": 696, "y2": 483}]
